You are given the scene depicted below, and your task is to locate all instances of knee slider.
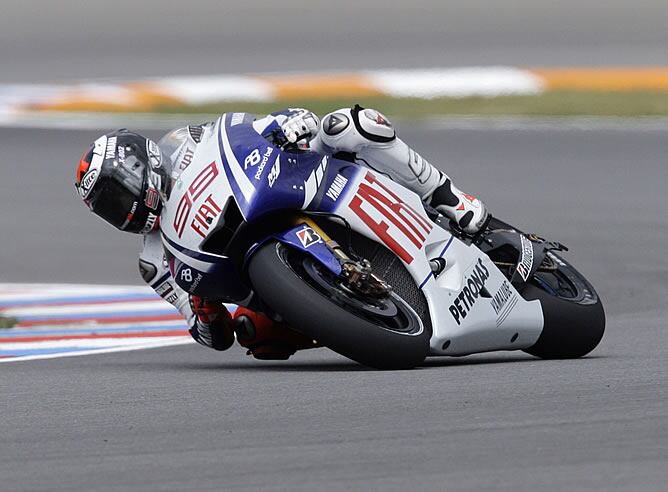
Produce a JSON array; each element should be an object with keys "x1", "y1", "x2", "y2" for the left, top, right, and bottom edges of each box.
[
  {"x1": 320, "y1": 105, "x2": 395, "y2": 150},
  {"x1": 350, "y1": 104, "x2": 395, "y2": 143}
]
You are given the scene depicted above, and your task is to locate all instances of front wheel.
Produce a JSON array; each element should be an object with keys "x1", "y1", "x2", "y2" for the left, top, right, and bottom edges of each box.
[
  {"x1": 247, "y1": 242, "x2": 431, "y2": 369},
  {"x1": 523, "y1": 252, "x2": 605, "y2": 359}
]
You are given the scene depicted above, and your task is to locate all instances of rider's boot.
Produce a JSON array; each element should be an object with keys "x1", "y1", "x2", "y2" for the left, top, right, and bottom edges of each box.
[
  {"x1": 233, "y1": 307, "x2": 319, "y2": 360},
  {"x1": 429, "y1": 174, "x2": 489, "y2": 234},
  {"x1": 312, "y1": 105, "x2": 489, "y2": 234}
]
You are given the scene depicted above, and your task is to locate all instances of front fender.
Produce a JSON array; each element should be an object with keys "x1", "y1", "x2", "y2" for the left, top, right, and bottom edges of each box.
[{"x1": 244, "y1": 223, "x2": 342, "y2": 277}]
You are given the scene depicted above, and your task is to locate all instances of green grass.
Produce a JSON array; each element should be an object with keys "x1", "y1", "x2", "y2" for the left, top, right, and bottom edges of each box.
[
  {"x1": 0, "y1": 315, "x2": 17, "y2": 329},
  {"x1": 155, "y1": 91, "x2": 668, "y2": 118}
]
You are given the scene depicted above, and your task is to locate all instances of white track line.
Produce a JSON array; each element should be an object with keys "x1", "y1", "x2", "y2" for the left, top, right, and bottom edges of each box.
[
  {"x1": 0, "y1": 283, "x2": 153, "y2": 300},
  {"x1": 0, "y1": 338, "x2": 194, "y2": 364},
  {"x1": 367, "y1": 67, "x2": 543, "y2": 98},
  {"x1": 0, "y1": 319, "x2": 186, "y2": 333},
  {"x1": 0, "y1": 336, "x2": 188, "y2": 351}
]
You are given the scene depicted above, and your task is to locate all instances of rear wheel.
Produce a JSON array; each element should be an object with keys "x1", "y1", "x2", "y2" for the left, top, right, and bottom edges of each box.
[
  {"x1": 247, "y1": 241, "x2": 431, "y2": 369},
  {"x1": 523, "y1": 252, "x2": 605, "y2": 358}
]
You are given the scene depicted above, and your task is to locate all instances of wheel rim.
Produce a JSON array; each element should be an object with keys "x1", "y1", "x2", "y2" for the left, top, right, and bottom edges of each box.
[
  {"x1": 531, "y1": 252, "x2": 599, "y2": 305},
  {"x1": 277, "y1": 244, "x2": 423, "y2": 335}
]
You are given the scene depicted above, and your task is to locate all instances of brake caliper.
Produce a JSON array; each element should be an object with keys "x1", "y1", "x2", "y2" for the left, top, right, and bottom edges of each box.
[{"x1": 340, "y1": 259, "x2": 392, "y2": 300}]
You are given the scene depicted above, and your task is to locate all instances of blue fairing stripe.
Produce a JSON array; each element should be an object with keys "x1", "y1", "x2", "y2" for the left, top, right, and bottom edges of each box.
[
  {"x1": 150, "y1": 272, "x2": 171, "y2": 288},
  {"x1": 217, "y1": 116, "x2": 249, "y2": 215},
  {"x1": 161, "y1": 233, "x2": 223, "y2": 264}
]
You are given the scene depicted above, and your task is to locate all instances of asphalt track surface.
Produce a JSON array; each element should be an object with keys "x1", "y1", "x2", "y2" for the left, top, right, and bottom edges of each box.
[
  {"x1": 1, "y1": 0, "x2": 668, "y2": 83},
  {"x1": 2, "y1": 2, "x2": 668, "y2": 487},
  {"x1": 1, "y1": 123, "x2": 667, "y2": 491}
]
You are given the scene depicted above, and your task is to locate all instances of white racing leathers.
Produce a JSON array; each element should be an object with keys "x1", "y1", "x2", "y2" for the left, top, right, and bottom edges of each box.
[
  {"x1": 311, "y1": 106, "x2": 443, "y2": 200},
  {"x1": 139, "y1": 231, "x2": 194, "y2": 323},
  {"x1": 138, "y1": 108, "x2": 485, "y2": 344},
  {"x1": 137, "y1": 124, "x2": 211, "y2": 330},
  {"x1": 311, "y1": 106, "x2": 488, "y2": 233}
]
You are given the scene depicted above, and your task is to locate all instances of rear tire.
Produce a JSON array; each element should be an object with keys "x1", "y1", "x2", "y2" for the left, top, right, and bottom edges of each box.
[
  {"x1": 247, "y1": 242, "x2": 431, "y2": 369},
  {"x1": 523, "y1": 253, "x2": 605, "y2": 359}
]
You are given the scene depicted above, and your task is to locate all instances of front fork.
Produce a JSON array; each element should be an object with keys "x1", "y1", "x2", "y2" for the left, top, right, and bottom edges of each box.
[
  {"x1": 289, "y1": 215, "x2": 391, "y2": 299},
  {"x1": 292, "y1": 216, "x2": 351, "y2": 265}
]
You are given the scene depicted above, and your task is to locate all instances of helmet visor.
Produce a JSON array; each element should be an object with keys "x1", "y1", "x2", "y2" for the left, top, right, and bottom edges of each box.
[
  {"x1": 89, "y1": 176, "x2": 141, "y2": 229},
  {"x1": 87, "y1": 153, "x2": 148, "y2": 230}
]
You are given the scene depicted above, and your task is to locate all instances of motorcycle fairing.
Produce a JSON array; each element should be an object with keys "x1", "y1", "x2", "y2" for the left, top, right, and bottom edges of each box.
[
  {"x1": 218, "y1": 112, "x2": 362, "y2": 220},
  {"x1": 219, "y1": 113, "x2": 327, "y2": 220},
  {"x1": 161, "y1": 113, "x2": 545, "y2": 355},
  {"x1": 161, "y1": 113, "x2": 357, "y2": 297},
  {"x1": 162, "y1": 231, "x2": 251, "y2": 301},
  {"x1": 480, "y1": 229, "x2": 542, "y2": 287},
  {"x1": 323, "y1": 168, "x2": 545, "y2": 356},
  {"x1": 261, "y1": 223, "x2": 343, "y2": 276}
]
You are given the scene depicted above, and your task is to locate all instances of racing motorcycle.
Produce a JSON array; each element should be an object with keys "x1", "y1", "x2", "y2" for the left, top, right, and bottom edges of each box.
[{"x1": 161, "y1": 113, "x2": 605, "y2": 369}]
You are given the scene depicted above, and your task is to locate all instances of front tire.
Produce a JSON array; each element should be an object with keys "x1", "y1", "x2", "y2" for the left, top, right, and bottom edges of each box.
[{"x1": 247, "y1": 242, "x2": 431, "y2": 369}]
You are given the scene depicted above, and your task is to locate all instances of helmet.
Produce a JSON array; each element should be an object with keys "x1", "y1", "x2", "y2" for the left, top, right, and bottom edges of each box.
[{"x1": 75, "y1": 130, "x2": 162, "y2": 234}]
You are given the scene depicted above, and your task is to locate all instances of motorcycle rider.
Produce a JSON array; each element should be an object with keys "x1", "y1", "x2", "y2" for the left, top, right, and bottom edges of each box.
[{"x1": 75, "y1": 106, "x2": 489, "y2": 359}]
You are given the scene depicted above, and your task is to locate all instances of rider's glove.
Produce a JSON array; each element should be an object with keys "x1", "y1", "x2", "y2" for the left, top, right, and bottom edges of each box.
[
  {"x1": 188, "y1": 296, "x2": 235, "y2": 351},
  {"x1": 280, "y1": 109, "x2": 320, "y2": 145},
  {"x1": 233, "y1": 307, "x2": 318, "y2": 360}
]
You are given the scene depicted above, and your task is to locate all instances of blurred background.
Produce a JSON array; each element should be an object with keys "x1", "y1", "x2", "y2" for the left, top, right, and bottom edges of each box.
[
  {"x1": 2, "y1": 3, "x2": 668, "y2": 490},
  {"x1": 1, "y1": 0, "x2": 667, "y2": 83},
  {"x1": 0, "y1": 0, "x2": 666, "y2": 298}
]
